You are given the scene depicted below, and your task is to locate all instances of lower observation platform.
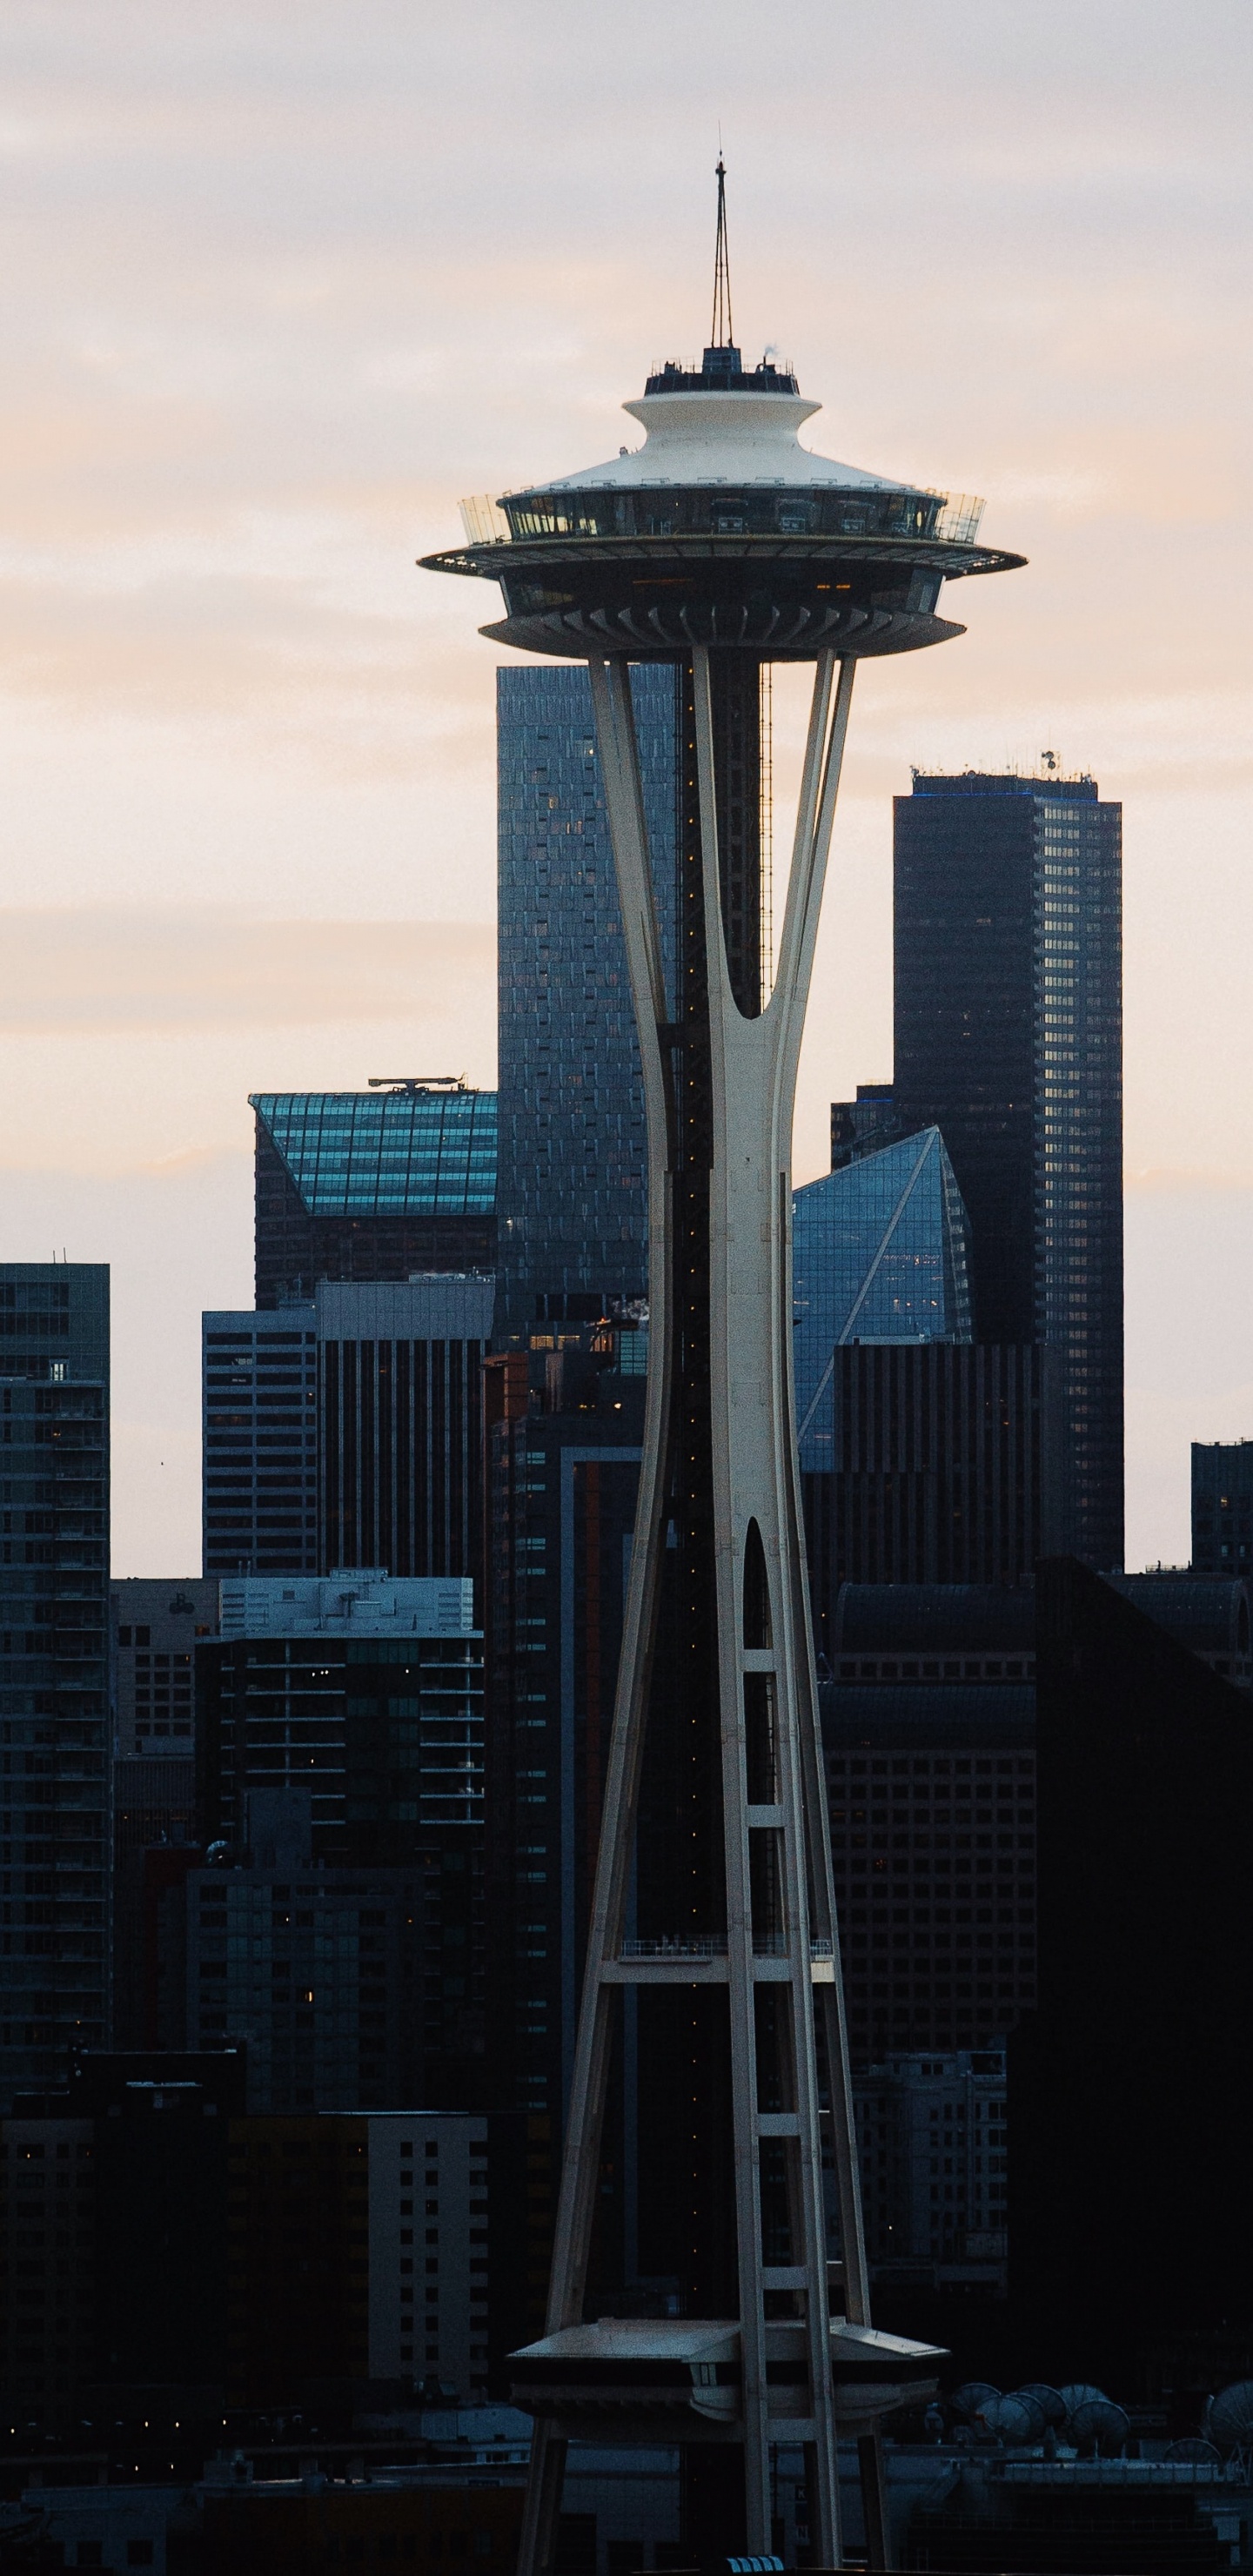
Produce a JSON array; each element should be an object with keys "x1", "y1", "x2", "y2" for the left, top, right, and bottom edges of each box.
[
  {"x1": 479, "y1": 600, "x2": 963, "y2": 660},
  {"x1": 420, "y1": 525, "x2": 1022, "y2": 664},
  {"x1": 509, "y1": 2318, "x2": 945, "y2": 2445}
]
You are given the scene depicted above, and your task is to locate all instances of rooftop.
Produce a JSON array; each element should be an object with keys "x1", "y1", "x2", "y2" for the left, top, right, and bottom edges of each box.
[
  {"x1": 218, "y1": 1571, "x2": 477, "y2": 1641},
  {"x1": 908, "y1": 768, "x2": 1099, "y2": 801}
]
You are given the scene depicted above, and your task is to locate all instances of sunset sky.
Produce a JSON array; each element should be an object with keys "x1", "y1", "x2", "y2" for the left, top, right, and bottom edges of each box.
[{"x1": 2, "y1": 0, "x2": 1250, "y2": 1571}]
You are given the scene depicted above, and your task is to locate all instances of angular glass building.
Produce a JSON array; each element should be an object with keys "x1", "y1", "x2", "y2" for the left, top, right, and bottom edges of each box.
[
  {"x1": 793, "y1": 1126, "x2": 972, "y2": 1472},
  {"x1": 894, "y1": 770, "x2": 1123, "y2": 1568},
  {"x1": 251, "y1": 1083, "x2": 497, "y2": 1309},
  {"x1": 0, "y1": 1265, "x2": 110, "y2": 2110},
  {"x1": 495, "y1": 665, "x2": 678, "y2": 1340}
]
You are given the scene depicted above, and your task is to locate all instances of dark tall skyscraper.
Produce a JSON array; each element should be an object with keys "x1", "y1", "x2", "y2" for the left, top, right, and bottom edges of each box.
[
  {"x1": 495, "y1": 665, "x2": 677, "y2": 1341},
  {"x1": 318, "y1": 1277, "x2": 492, "y2": 1584},
  {"x1": 202, "y1": 1305, "x2": 318, "y2": 1577},
  {"x1": 484, "y1": 1329, "x2": 646, "y2": 2135},
  {"x1": 203, "y1": 1280, "x2": 492, "y2": 1587},
  {"x1": 1192, "y1": 1438, "x2": 1253, "y2": 1574},
  {"x1": 252, "y1": 1083, "x2": 497, "y2": 1310},
  {"x1": 894, "y1": 770, "x2": 1123, "y2": 1569},
  {"x1": 0, "y1": 1265, "x2": 110, "y2": 2110}
]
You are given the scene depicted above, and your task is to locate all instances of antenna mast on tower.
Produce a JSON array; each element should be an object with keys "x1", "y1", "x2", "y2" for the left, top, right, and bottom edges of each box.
[{"x1": 710, "y1": 152, "x2": 734, "y2": 349}]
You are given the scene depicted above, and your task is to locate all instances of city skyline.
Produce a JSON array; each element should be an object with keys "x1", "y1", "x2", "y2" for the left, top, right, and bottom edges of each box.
[
  {"x1": 1, "y1": 0, "x2": 1251, "y2": 1575},
  {"x1": 3, "y1": 20, "x2": 1253, "y2": 2542}
]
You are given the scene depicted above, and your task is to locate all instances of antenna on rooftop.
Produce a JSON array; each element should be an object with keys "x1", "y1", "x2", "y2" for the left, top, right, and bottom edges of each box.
[
  {"x1": 711, "y1": 151, "x2": 734, "y2": 349},
  {"x1": 368, "y1": 1075, "x2": 466, "y2": 1093}
]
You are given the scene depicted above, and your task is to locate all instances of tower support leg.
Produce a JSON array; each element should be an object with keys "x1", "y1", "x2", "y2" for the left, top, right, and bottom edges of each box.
[
  {"x1": 858, "y1": 2430, "x2": 894, "y2": 2572},
  {"x1": 517, "y1": 2426, "x2": 567, "y2": 2576},
  {"x1": 515, "y1": 649, "x2": 872, "y2": 2576}
]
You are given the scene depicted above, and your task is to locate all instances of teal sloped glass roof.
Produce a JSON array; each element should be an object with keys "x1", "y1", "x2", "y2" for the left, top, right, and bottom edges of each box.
[
  {"x1": 792, "y1": 1127, "x2": 972, "y2": 1470},
  {"x1": 251, "y1": 1089, "x2": 498, "y2": 1218}
]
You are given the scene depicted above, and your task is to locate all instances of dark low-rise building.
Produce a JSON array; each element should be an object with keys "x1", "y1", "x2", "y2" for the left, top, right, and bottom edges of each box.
[
  {"x1": 854, "y1": 2045, "x2": 1008, "y2": 2291},
  {"x1": 1105, "y1": 1569, "x2": 1250, "y2": 1688},
  {"x1": 804, "y1": 1344, "x2": 1063, "y2": 1659},
  {"x1": 196, "y1": 1576, "x2": 485, "y2": 2106},
  {"x1": 2, "y1": 2056, "x2": 533, "y2": 2426},
  {"x1": 1012, "y1": 1558, "x2": 1253, "y2": 2390},
  {"x1": 821, "y1": 1586, "x2": 1037, "y2": 2069}
]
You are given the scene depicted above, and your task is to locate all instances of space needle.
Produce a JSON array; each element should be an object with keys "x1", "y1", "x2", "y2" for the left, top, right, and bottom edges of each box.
[{"x1": 423, "y1": 164, "x2": 1023, "y2": 2572}]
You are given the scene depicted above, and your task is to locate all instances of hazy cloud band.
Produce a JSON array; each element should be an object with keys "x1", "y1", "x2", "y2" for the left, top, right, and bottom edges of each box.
[{"x1": 0, "y1": 910, "x2": 494, "y2": 1035}]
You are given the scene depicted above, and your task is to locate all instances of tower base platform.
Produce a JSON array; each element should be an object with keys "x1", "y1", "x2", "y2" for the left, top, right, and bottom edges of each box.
[{"x1": 509, "y1": 2317, "x2": 945, "y2": 2445}]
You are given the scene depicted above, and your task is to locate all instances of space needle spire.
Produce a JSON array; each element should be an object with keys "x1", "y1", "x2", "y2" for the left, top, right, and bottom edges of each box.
[
  {"x1": 423, "y1": 205, "x2": 1023, "y2": 2573},
  {"x1": 711, "y1": 151, "x2": 734, "y2": 351}
]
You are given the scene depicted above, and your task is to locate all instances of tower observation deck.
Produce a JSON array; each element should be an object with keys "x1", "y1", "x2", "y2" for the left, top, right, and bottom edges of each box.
[{"x1": 422, "y1": 171, "x2": 1023, "y2": 2574}]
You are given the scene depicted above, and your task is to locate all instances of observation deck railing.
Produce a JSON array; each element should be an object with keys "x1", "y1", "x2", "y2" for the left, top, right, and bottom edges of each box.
[{"x1": 458, "y1": 490, "x2": 986, "y2": 548}]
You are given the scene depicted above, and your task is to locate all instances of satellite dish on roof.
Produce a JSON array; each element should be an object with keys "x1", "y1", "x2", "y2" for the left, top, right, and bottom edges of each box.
[
  {"x1": 1058, "y1": 2382, "x2": 1108, "y2": 2420},
  {"x1": 980, "y1": 2393, "x2": 1043, "y2": 2445},
  {"x1": 950, "y1": 2380, "x2": 1000, "y2": 2420},
  {"x1": 1209, "y1": 2381, "x2": 1253, "y2": 2448},
  {"x1": 1164, "y1": 2438, "x2": 1220, "y2": 2464},
  {"x1": 1070, "y1": 2399, "x2": 1129, "y2": 2455},
  {"x1": 1014, "y1": 2383, "x2": 1067, "y2": 2427}
]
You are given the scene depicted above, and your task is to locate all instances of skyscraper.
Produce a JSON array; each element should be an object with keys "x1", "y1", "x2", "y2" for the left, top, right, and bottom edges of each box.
[
  {"x1": 111, "y1": 1576, "x2": 218, "y2": 1753},
  {"x1": 203, "y1": 1279, "x2": 492, "y2": 1586},
  {"x1": 1191, "y1": 1439, "x2": 1253, "y2": 1574},
  {"x1": 495, "y1": 665, "x2": 677, "y2": 1342},
  {"x1": 318, "y1": 1276, "x2": 492, "y2": 1583},
  {"x1": 894, "y1": 769, "x2": 1123, "y2": 1568},
  {"x1": 806, "y1": 1342, "x2": 1062, "y2": 1631},
  {"x1": 794, "y1": 1130, "x2": 1061, "y2": 1625},
  {"x1": 196, "y1": 1572, "x2": 485, "y2": 2103},
  {"x1": 201, "y1": 1305, "x2": 318, "y2": 1577},
  {"x1": 0, "y1": 1265, "x2": 110, "y2": 2110},
  {"x1": 484, "y1": 1328, "x2": 646, "y2": 2139},
  {"x1": 109, "y1": 1574, "x2": 217, "y2": 2052},
  {"x1": 822, "y1": 1585, "x2": 1037, "y2": 2065},
  {"x1": 252, "y1": 1083, "x2": 497, "y2": 1311},
  {"x1": 792, "y1": 1126, "x2": 973, "y2": 1457}
]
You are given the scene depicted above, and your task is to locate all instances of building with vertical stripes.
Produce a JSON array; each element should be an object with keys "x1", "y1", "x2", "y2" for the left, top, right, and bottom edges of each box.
[
  {"x1": 318, "y1": 1276, "x2": 493, "y2": 1584},
  {"x1": 0, "y1": 1264, "x2": 110, "y2": 2112},
  {"x1": 202, "y1": 1277, "x2": 492, "y2": 1593},
  {"x1": 894, "y1": 768, "x2": 1123, "y2": 1568}
]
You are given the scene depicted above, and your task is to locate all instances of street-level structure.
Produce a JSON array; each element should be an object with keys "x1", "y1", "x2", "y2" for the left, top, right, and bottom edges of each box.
[{"x1": 423, "y1": 171, "x2": 1021, "y2": 2570}]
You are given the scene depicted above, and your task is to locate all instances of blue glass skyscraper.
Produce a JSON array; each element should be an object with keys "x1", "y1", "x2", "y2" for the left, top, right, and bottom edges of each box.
[
  {"x1": 495, "y1": 665, "x2": 677, "y2": 1340},
  {"x1": 792, "y1": 1127, "x2": 972, "y2": 1472},
  {"x1": 794, "y1": 1135, "x2": 1057, "y2": 1624},
  {"x1": 252, "y1": 1083, "x2": 497, "y2": 1309}
]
